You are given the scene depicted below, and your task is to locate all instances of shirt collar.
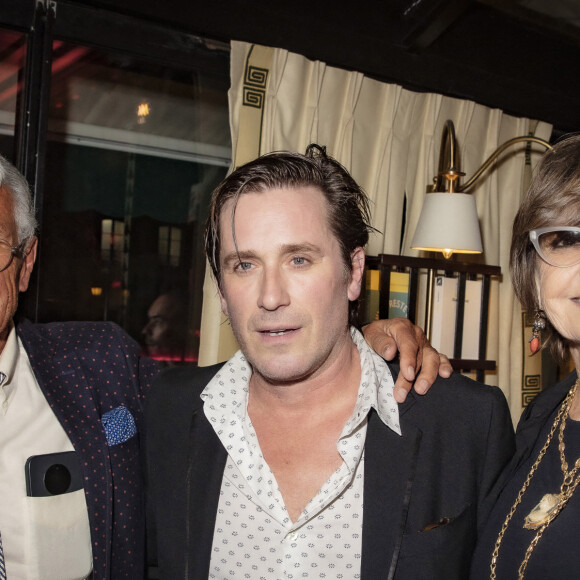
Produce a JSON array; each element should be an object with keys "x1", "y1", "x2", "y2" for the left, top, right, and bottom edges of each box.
[
  {"x1": 201, "y1": 349, "x2": 251, "y2": 422},
  {"x1": 0, "y1": 323, "x2": 20, "y2": 411},
  {"x1": 201, "y1": 327, "x2": 401, "y2": 436},
  {"x1": 347, "y1": 327, "x2": 401, "y2": 436}
]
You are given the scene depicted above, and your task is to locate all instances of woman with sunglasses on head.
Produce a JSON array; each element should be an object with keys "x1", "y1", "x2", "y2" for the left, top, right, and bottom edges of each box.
[{"x1": 469, "y1": 134, "x2": 580, "y2": 580}]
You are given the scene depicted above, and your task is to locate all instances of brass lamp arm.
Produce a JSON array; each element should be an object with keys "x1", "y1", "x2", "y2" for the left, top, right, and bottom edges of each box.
[
  {"x1": 457, "y1": 135, "x2": 552, "y2": 192},
  {"x1": 433, "y1": 120, "x2": 463, "y2": 192}
]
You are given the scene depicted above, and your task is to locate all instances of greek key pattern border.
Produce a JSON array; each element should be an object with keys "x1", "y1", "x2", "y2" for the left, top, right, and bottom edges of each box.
[
  {"x1": 243, "y1": 65, "x2": 268, "y2": 109},
  {"x1": 522, "y1": 374, "x2": 541, "y2": 408}
]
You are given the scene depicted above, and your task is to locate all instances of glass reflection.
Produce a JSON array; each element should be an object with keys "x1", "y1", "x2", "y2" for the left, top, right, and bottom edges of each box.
[
  {"x1": 37, "y1": 40, "x2": 230, "y2": 364},
  {"x1": 0, "y1": 29, "x2": 25, "y2": 159}
]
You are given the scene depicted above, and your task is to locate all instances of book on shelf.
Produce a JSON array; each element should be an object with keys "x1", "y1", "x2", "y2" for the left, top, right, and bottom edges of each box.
[
  {"x1": 430, "y1": 275, "x2": 457, "y2": 356},
  {"x1": 388, "y1": 271, "x2": 410, "y2": 319},
  {"x1": 364, "y1": 269, "x2": 410, "y2": 322},
  {"x1": 365, "y1": 269, "x2": 381, "y2": 322},
  {"x1": 461, "y1": 279, "x2": 483, "y2": 359}
]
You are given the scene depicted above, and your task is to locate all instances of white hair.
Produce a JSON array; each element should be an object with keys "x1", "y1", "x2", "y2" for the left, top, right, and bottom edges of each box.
[{"x1": 0, "y1": 155, "x2": 37, "y2": 245}]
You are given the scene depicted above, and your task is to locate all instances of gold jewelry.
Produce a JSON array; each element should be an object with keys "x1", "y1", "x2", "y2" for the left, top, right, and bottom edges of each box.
[{"x1": 490, "y1": 378, "x2": 580, "y2": 580}]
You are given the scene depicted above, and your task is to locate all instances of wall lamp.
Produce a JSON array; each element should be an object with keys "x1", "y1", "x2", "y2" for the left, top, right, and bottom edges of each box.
[{"x1": 411, "y1": 120, "x2": 552, "y2": 259}]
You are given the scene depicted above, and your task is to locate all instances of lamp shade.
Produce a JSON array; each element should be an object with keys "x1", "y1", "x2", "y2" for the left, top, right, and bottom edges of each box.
[{"x1": 411, "y1": 192, "x2": 483, "y2": 257}]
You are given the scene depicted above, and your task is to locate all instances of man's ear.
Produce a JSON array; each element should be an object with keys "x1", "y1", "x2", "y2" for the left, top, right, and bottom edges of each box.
[
  {"x1": 218, "y1": 285, "x2": 229, "y2": 318},
  {"x1": 348, "y1": 247, "x2": 365, "y2": 301},
  {"x1": 18, "y1": 236, "x2": 37, "y2": 293}
]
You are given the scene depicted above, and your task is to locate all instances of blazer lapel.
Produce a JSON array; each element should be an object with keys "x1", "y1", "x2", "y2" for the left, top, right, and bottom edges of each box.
[
  {"x1": 18, "y1": 323, "x2": 105, "y2": 481},
  {"x1": 185, "y1": 406, "x2": 227, "y2": 578},
  {"x1": 362, "y1": 404, "x2": 422, "y2": 580},
  {"x1": 513, "y1": 371, "x2": 577, "y2": 471},
  {"x1": 18, "y1": 322, "x2": 103, "y2": 446}
]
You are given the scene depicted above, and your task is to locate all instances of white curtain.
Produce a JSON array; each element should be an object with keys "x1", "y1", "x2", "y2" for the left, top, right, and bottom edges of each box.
[{"x1": 199, "y1": 40, "x2": 552, "y2": 422}]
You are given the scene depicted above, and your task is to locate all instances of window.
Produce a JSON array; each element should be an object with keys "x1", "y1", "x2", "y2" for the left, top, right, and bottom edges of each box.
[
  {"x1": 1, "y1": 3, "x2": 232, "y2": 366},
  {"x1": 158, "y1": 225, "x2": 182, "y2": 267},
  {"x1": 0, "y1": 28, "x2": 25, "y2": 161}
]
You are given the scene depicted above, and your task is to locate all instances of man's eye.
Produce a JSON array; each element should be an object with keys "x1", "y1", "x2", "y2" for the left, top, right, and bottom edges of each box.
[
  {"x1": 292, "y1": 256, "x2": 307, "y2": 266},
  {"x1": 235, "y1": 261, "x2": 252, "y2": 271}
]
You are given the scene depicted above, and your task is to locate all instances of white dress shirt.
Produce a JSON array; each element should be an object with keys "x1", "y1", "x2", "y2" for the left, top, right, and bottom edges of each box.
[
  {"x1": 202, "y1": 328, "x2": 401, "y2": 579},
  {"x1": 0, "y1": 324, "x2": 92, "y2": 579}
]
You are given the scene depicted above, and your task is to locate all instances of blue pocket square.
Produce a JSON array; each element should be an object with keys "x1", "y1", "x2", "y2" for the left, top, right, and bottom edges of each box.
[{"x1": 101, "y1": 406, "x2": 137, "y2": 446}]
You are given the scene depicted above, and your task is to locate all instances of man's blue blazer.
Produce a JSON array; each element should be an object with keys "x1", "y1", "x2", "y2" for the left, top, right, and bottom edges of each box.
[{"x1": 17, "y1": 319, "x2": 159, "y2": 579}]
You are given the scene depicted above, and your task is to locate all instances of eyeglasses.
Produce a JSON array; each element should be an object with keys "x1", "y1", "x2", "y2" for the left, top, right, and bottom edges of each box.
[
  {"x1": 529, "y1": 226, "x2": 580, "y2": 268},
  {"x1": 0, "y1": 239, "x2": 25, "y2": 273}
]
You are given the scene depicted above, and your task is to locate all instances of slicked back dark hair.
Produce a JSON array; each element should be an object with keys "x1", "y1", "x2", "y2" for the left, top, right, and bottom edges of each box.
[
  {"x1": 510, "y1": 134, "x2": 580, "y2": 363},
  {"x1": 205, "y1": 144, "x2": 375, "y2": 326}
]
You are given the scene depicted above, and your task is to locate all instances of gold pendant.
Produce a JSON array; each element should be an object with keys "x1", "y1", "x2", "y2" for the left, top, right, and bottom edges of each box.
[{"x1": 523, "y1": 493, "x2": 561, "y2": 529}]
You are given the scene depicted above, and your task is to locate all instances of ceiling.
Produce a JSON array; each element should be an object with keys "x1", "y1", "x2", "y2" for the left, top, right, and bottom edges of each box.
[{"x1": 75, "y1": 0, "x2": 580, "y2": 134}]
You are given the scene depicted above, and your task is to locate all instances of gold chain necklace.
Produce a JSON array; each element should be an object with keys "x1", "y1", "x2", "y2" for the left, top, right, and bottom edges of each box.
[{"x1": 490, "y1": 378, "x2": 580, "y2": 580}]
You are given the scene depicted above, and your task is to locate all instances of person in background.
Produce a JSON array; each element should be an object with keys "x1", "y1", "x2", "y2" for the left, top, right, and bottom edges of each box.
[
  {"x1": 470, "y1": 135, "x2": 580, "y2": 579},
  {"x1": 146, "y1": 145, "x2": 514, "y2": 579},
  {"x1": 0, "y1": 152, "x2": 445, "y2": 579},
  {"x1": 142, "y1": 288, "x2": 196, "y2": 365}
]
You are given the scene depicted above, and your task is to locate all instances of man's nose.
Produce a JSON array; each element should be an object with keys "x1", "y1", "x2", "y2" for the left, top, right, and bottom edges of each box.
[{"x1": 257, "y1": 267, "x2": 290, "y2": 311}]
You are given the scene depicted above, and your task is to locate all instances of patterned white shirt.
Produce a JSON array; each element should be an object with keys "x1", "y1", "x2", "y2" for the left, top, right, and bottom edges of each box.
[{"x1": 202, "y1": 328, "x2": 401, "y2": 579}]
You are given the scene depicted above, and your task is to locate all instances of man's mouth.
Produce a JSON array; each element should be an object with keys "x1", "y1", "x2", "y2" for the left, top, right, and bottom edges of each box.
[{"x1": 260, "y1": 328, "x2": 296, "y2": 336}]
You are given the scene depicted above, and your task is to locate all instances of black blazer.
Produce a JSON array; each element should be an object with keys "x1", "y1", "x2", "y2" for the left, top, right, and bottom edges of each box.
[{"x1": 146, "y1": 363, "x2": 515, "y2": 580}]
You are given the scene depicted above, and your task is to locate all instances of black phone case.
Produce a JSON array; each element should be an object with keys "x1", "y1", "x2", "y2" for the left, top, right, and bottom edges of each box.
[{"x1": 25, "y1": 451, "x2": 84, "y2": 497}]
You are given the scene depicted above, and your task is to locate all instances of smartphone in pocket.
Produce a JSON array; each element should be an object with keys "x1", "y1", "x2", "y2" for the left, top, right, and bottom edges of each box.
[{"x1": 25, "y1": 451, "x2": 84, "y2": 497}]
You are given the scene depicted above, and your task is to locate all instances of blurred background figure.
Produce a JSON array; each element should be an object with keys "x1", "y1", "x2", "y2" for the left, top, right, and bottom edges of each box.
[{"x1": 142, "y1": 288, "x2": 197, "y2": 365}]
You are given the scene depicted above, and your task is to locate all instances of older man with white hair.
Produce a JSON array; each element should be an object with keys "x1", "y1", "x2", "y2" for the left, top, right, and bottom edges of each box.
[{"x1": 0, "y1": 154, "x2": 159, "y2": 579}]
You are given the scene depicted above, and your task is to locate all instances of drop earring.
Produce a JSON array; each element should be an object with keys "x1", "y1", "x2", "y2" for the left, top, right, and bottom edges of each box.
[{"x1": 529, "y1": 310, "x2": 546, "y2": 354}]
